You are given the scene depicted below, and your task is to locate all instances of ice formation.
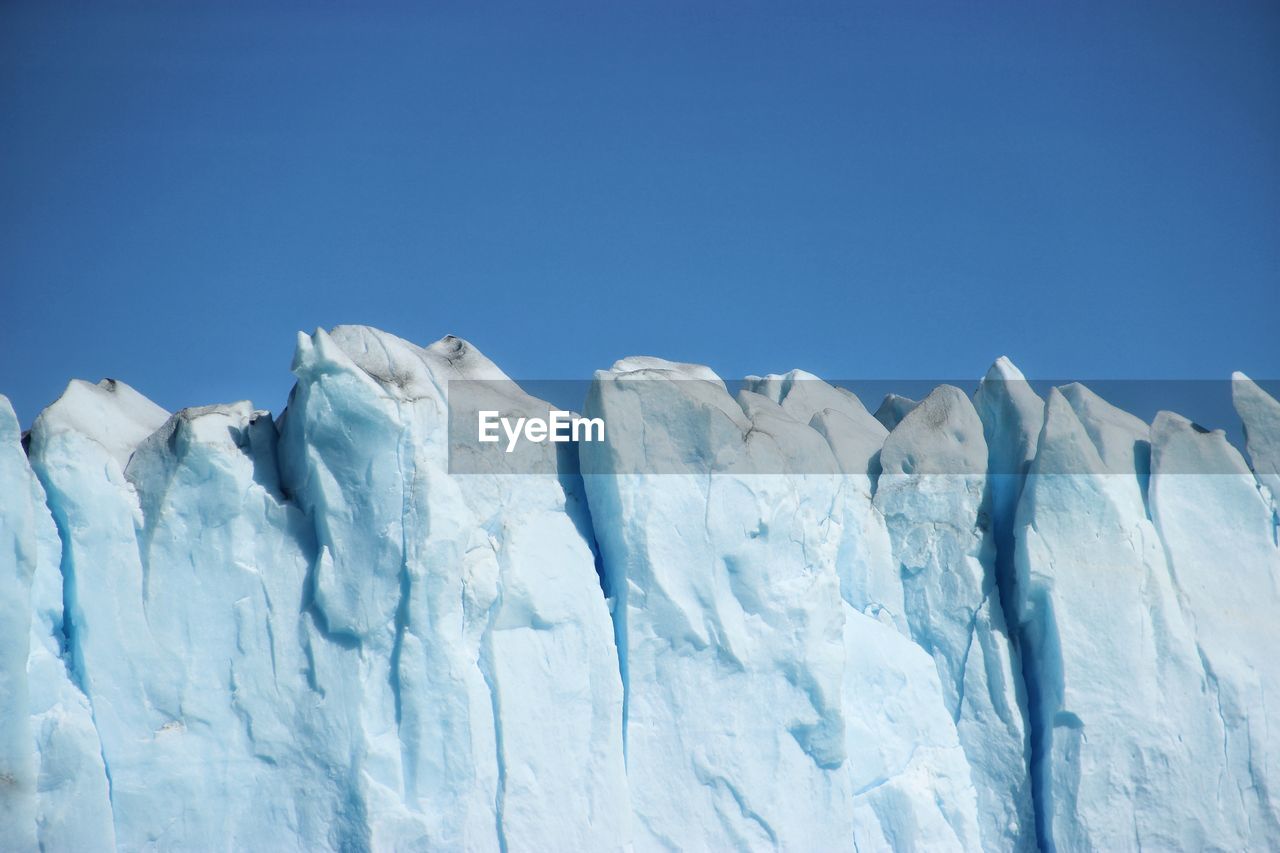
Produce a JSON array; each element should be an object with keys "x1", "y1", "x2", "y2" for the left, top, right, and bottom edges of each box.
[{"x1": 1, "y1": 326, "x2": 1277, "y2": 852}]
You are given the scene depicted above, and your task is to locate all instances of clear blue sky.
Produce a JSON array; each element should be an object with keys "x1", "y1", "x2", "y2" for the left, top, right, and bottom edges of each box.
[{"x1": 2, "y1": 1, "x2": 1277, "y2": 427}]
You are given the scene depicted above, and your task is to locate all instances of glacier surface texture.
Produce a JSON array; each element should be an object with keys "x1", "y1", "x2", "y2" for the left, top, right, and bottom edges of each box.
[{"x1": 2, "y1": 327, "x2": 1278, "y2": 852}]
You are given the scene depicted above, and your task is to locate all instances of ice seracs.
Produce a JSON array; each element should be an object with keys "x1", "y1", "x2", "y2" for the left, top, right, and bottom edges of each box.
[
  {"x1": 873, "y1": 393, "x2": 918, "y2": 431},
  {"x1": 279, "y1": 326, "x2": 628, "y2": 850},
  {"x1": 746, "y1": 371, "x2": 904, "y2": 632},
  {"x1": 1013, "y1": 389, "x2": 1232, "y2": 850},
  {"x1": 580, "y1": 357, "x2": 854, "y2": 849},
  {"x1": 1148, "y1": 411, "x2": 1280, "y2": 845},
  {"x1": 874, "y1": 385, "x2": 1034, "y2": 851},
  {"x1": 582, "y1": 359, "x2": 984, "y2": 850},
  {"x1": 25, "y1": 379, "x2": 186, "y2": 849},
  {"x1": 1233, "y1": 371, "x2": 1280, "y2": 518},
  {"x1": 25, "y1": 383, "x2": 361, "y2": 849},
  {"x1": 3, "y1": 329, "x2": 1279, "y2": 851},
  {"x1": 126, "y1": 401, "x2": 359, "y2": 849},
  {"x1": 973, "y1": 357, "x2": 1043, "y2": 589},
  {"x1": 0, "y1": 396, "x2": 113, "y2": 853}
]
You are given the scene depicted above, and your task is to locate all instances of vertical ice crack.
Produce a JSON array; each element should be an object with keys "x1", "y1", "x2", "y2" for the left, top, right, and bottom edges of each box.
[
  {"x1": 478, "y1": 603, "x2": 509, "y2": 853},
  {"x1": 979, "y1": 474, "x2": 1047, "y2": 851},
  {"x1": 1017, "y1": 586, "x2": 1059, "y2": 853},
  {"x1": 30, "y1": 469, "x2": 119, "y2": 827},
  {"x1": 388, "y1": 413, "x2": 416, "y2": 802},
  {"x1": 570, "y1": 446, "x2": 630, "y2": 767},
  {"x1": 953, "y1": 604, "x2": 981, "y2": 724}
]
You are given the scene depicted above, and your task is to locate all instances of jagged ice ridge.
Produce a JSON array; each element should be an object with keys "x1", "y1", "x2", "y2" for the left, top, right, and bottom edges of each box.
[{"x1": 2, "y1": 328, "x2": 1278, "y2": 852}]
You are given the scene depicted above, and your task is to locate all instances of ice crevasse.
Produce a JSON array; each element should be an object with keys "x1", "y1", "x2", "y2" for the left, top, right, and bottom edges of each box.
[{"x1": 0, "y1": 327, "x2": 1277, "y2": 852}]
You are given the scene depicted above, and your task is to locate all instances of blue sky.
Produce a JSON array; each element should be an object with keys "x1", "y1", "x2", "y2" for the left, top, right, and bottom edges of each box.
[{"x1": 2, "y1": 1, "x2": 1277, "y2": 427}]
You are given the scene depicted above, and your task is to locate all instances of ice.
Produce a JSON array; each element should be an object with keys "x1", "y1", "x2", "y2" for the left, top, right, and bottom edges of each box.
[
  {"x1": 1057, "y1": 382, "x2": 1150, "y2": 482},
  {"x1": 25, "y1": 379, "x2": 191, "y2": 848},
  {"x1": 745, "y1": 372, "x2": 904, "y2": 631},
  {"x1": 14, "y1": 331, "x2": 626, "y2": 850},
  {"x1": 32, "y1": 379, "x2": 169, "y2": 472},
  {"x1": 973, "y1": 357, "x2": 1043, "y2": 589},
  {"x1": 581, "y1": 359, "x2": 980, "y2": 849},
  {"x1": 124, "y1": 401, "x2": 361, "y2": 849},
  {"x1": 0, "y1": 396, "x2": 113, "y2": 852},
  {"x1": 5, "y1": 329, "x2": 1280, "y2": 851},
  {"x1": 1014, "y1": 389, "x2": 1234, "y2": 849},
  {"x1": 874, "y1": 385, "x2": 1034, "y2": 850},
  {"x1": 843, "y1": 610, "x2": 981, "y2": 852},
  {"x1": 579, "y1": 358, "x2": 853, "y2": 848},
  {"x1": 1233, "y1": 371, "x2": 1280, "y2": 517},
  {"x1": 0, "y1": 397, "x2": 40, "y2": 851},
  {"x1": 1148, "y1": 411, "x2": 1280, "y2": 844},
  {"x1": 25, "y1": 380, "x2": 364, "y2": 849},
  {"x1": 278, "y1": 326, "x2": 628, "y2": 850},
  {"x1": 745, "y1": 371, "x2": 886, "y2": 480},
  {"x1": 874, "y1": 394, "x2": 919, "y2": 431}
]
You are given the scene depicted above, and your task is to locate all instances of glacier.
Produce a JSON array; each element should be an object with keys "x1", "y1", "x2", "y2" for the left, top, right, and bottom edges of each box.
[{"x1": 1, "y1": 325, "x2": 1278, "y2": 852}]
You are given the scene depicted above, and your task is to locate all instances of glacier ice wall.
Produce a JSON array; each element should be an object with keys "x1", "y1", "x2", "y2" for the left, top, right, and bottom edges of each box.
[
  {"x1": 2, "y1": 325, "x2": 1278, "y2": 852},
  {"x1": 1148, "y1": 412, "x2": 1280, "y2": 842},
  {"x1": 1, "y1": 397, "x2": 114, "y2": 852},
  {"x1": 873, "y1": 385, "x2": 1034, "y2": 851},
  {"x1": 276, "y1": 327, "x2": 628, "y2": 849},
  {"x1": 1010, "y1": 388, "x2": 1231, "y2": 849},
  {"x1": 579, "y1": 360, "x2": 854, "y2": 849}
]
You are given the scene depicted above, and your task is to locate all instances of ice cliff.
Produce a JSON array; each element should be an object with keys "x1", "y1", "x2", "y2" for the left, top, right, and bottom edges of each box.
[{"x1": 2, "y1": 326, "x2": 1277, "y2": 852}]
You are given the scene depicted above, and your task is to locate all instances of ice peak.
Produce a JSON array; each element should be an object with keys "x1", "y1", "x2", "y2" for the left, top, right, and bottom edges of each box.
[
  {"x1": 974, "y1": 357, "x2": 1044, "y2": 475},
  {"x1": 0, "y1": 395, "x2": 19, "y2": 444},
  {"x1": 606, "y1": 355, "x2": 723, "y2": 386},
  {"x1": 879, "y1": 386, "x2": 986, "y2": 476},
  {"x1": 1057, "y1": 382, "x2": 1146, "y2": 433},
  {"x1": 1055, "y1": 382, "x2": 1150, "y2": 479},
  {"x1": 1230, "y1": 372, "x2": 1280, "y2": 511},
  {"x1": 1031, "y1": 387, "x2": 1111, "y2": 477},
  {"x1": 985, "y1": 355, "x2": 1026, "y2": 383},
  {"x1": 744, "y1": 371, "x2": 874, "y2": 429},
  {"x1": 293, "y1": 326, "x2": 517, "y2": 406},
  {"x1": 742, "y1": 369, "x2": 819, "y2": 404},
  {"x1": 7, "y1": 331, "x2": 1280, "y2": 851},
  {"x1": 1151, "y1": 410, "x2": 1241, "y2": 471},
  {"x1": 29, "y1": 378, "x2": 168, "y2": 472},
  {"x1": 126, "y1": 401, "x2": 237, "y2": 461},
  {"x1": 873, "y1": 394, "x2": 919, "y2": 431}
]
